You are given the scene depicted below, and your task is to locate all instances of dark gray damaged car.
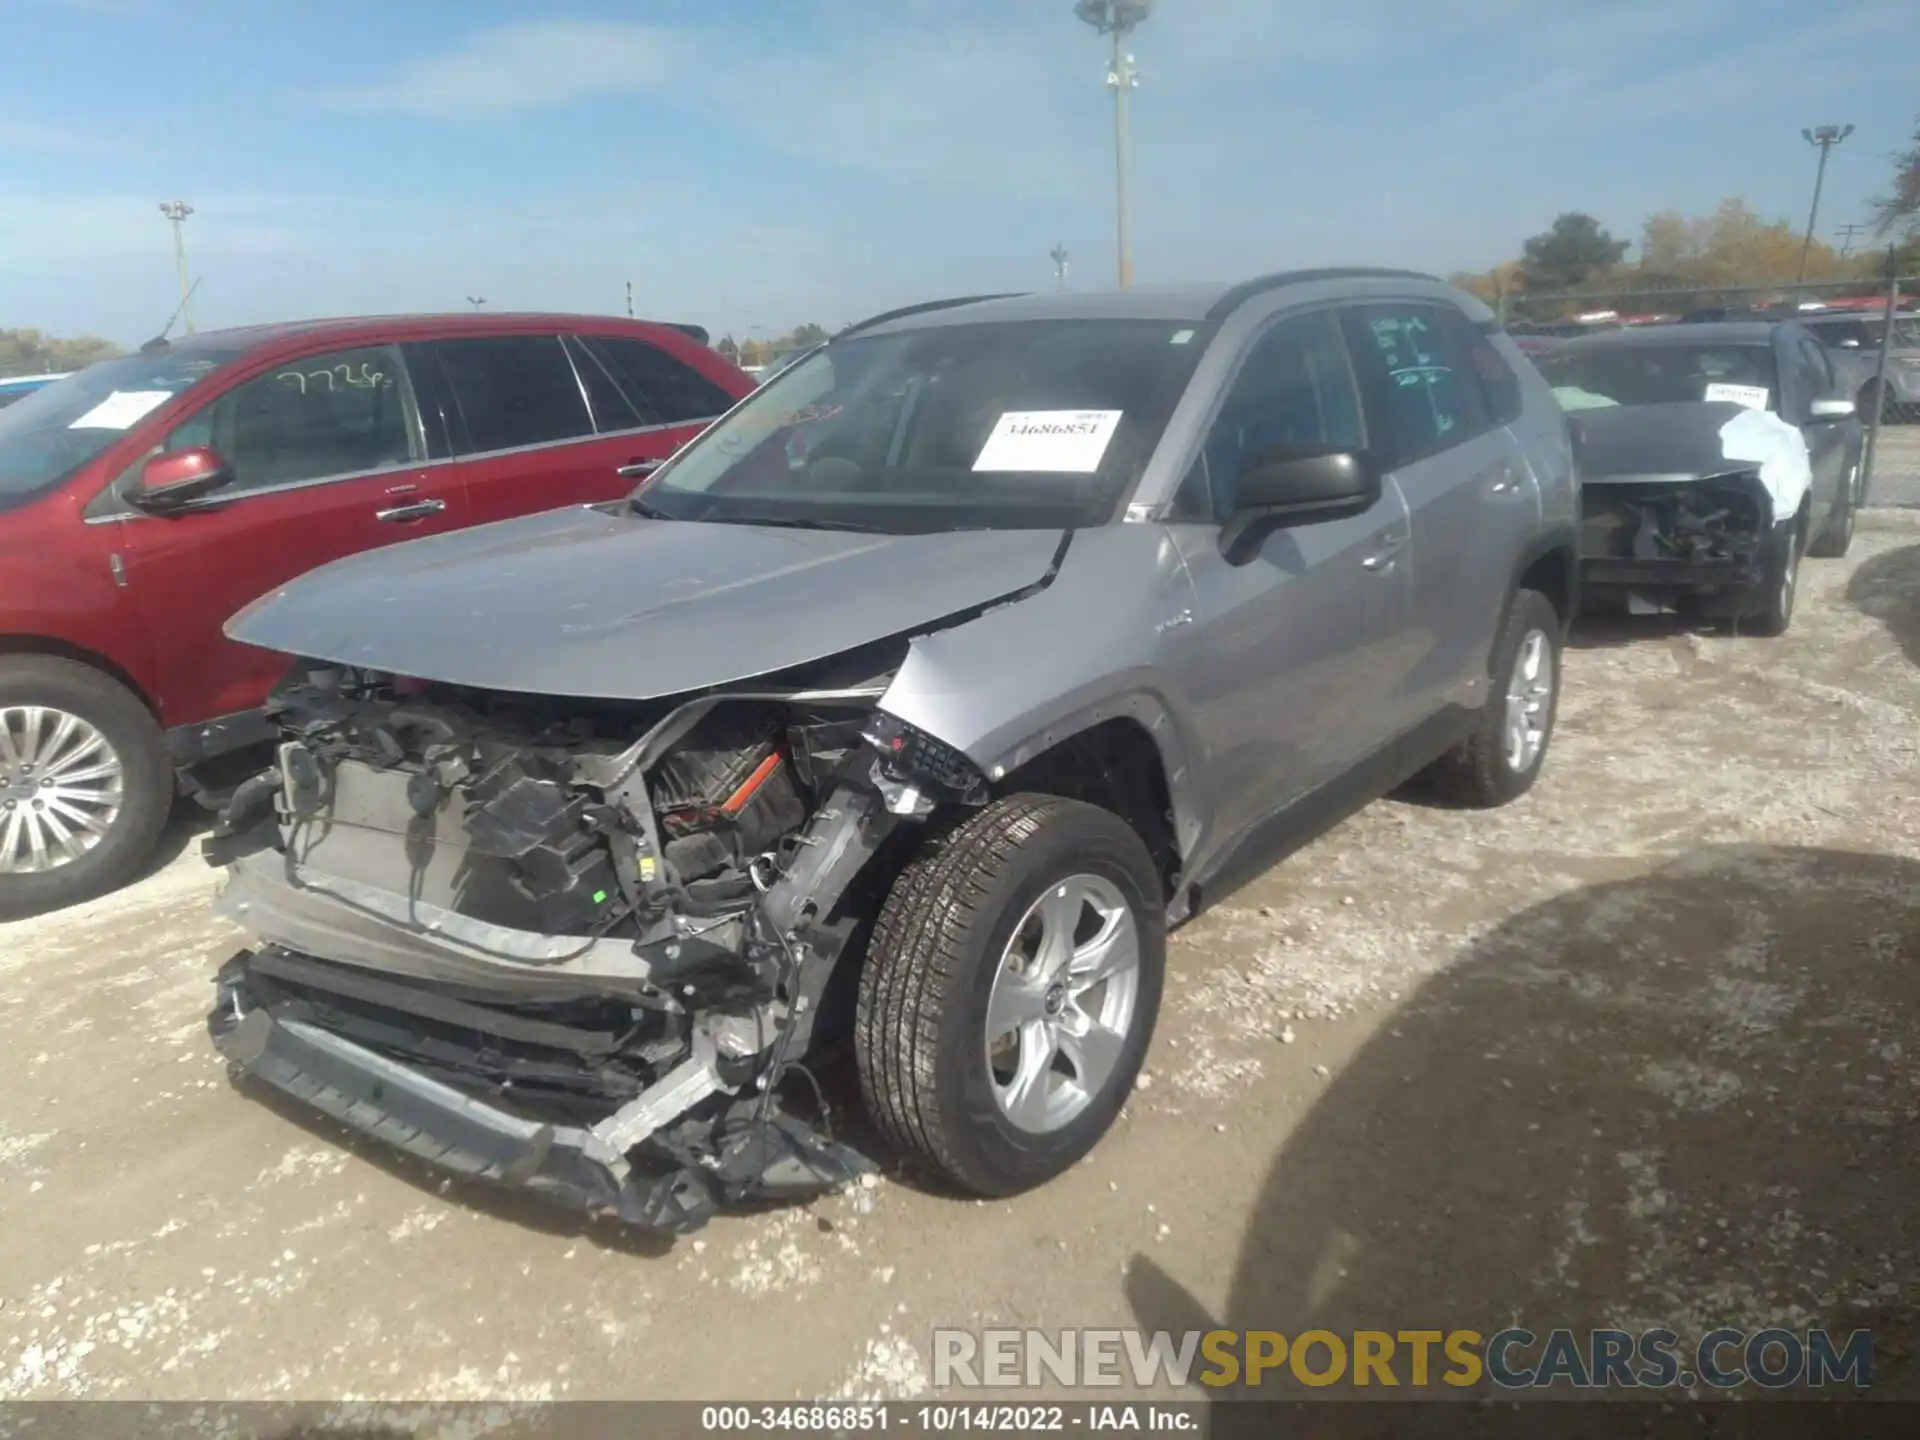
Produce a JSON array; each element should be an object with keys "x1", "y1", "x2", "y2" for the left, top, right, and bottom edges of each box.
[{"x1": 207, "y1": 271, "x2": 1578, "y2": 1233}]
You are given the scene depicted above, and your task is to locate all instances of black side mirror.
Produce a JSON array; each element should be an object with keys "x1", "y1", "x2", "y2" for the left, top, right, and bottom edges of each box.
[
  {"x1": 127, "y1": 445, "x2": 234, "y2": 514},
  {"x1": 1220, "y1": 445, "x2": 1380, "y2": 559}
]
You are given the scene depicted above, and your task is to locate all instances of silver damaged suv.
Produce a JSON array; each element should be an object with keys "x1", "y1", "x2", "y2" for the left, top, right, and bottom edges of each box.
[{"x1": 207, "y1": 270, "x2": 1578, "y2": 1233}]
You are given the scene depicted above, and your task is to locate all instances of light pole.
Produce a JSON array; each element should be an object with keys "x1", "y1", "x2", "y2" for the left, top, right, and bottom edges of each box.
[
  {"x1": 1050, "y1": 243, "x2": 1070, "y2": 290},
  {"x1": 467, "y1": 296, "x2": 487, "y2": 310},
  {"x1": 1796, "y1": 124, "x2": 1854, "y2": 288},
  {"x1": 158, "y1": 201, "x2": 194, "y2": 334},
  {"x1": 1074, "y1": 0, "x2": 1152, "y2": 289},
  {"x1": 1836, "y1": 223, "x2": 1866, "y2": 259}
]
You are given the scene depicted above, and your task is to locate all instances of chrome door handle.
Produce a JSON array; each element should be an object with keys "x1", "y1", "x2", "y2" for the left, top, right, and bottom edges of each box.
[
  {"x1": 616, "y1": 460, "x2": 663, "y2": 478},
  {"x1": 1490, "y1": 469, "x2": 1524, "y2": 494},
  {"x1": 375, "y1": 498, "x2": 446, "y2": 523}
]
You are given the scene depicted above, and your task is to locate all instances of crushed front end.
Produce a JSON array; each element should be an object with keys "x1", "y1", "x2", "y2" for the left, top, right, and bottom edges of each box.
[
  {"x1": 1578, "y1": 472, "x2": 1773, "y2": 614},
  {"x1": 206, "y1": 658, "x2": 980, "y2": 1233}
]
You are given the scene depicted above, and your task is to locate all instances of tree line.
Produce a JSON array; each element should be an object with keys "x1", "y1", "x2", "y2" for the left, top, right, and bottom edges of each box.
[
  {"x1": 0, "y1": 327, "x2": 120, "y2": 377},
  {"x1": 714, "y1": 324, "x2": 830, "y2": 369},
  {"x1": 1457, "y1": 120, "x2": 1920, "y2": 317}
]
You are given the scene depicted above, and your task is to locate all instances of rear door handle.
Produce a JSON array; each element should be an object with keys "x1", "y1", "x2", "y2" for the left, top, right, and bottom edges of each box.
[
  {"x1": 375, "y1": 498, "x2": 446, "y2": 523},
  {"x1": 616, "y1": 459, "x2": 663, "y2": 478}
]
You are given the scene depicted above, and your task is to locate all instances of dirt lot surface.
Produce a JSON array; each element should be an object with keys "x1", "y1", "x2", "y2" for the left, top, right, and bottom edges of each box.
[{"x1": 2, "y1": 514, "x2": 1916, "y2": 1407}]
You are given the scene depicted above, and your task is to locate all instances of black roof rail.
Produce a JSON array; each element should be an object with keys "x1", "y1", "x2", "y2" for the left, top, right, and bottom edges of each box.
[
  {"x1": 836, "y1": 293, "x2": 1028, "y2": 339},
  {"x1": 1205, "y1": 267, "x2": 1442, "y2": 321},
  {"x1": 663, "y1": 322, "x2": 710, "y2": 346}
]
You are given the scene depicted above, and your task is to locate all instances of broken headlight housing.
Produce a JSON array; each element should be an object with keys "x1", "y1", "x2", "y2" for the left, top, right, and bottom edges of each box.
[{"x1": 861, "y1": 711, "x2": 987, "y2": 803}]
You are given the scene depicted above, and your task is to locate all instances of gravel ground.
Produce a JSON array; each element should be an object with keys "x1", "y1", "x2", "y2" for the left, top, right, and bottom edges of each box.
[{"x1": 1, "y1": 514, "x2": 1915, "y2": 1405}]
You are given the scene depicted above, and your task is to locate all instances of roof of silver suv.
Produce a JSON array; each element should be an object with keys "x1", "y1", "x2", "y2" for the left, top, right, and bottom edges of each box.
[{"x1": 848, "y1": 267, "x2": 1449, "y2": 334}]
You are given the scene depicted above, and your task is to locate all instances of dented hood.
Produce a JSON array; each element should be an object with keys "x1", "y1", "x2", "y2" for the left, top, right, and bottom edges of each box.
[
  {"x1": 1572, "y1": 401, "x2": 1758, "y2": 483},
  {"x1": 226, "y1": 504, "x2": 1065, "y2": 700}
]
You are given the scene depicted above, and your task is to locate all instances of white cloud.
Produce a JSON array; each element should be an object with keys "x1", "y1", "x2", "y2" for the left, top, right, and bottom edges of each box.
[{"x1": 319, "y1": 21, "x2": 684, "y2": 119}]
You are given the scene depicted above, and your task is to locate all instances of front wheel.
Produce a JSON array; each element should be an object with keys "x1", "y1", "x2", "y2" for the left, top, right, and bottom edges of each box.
[
  {"x1": 855, "y1": 794, "x2": 1166, "y2": 1197},
  {"x1": 1746, "y1": 522, "x2": 1800, "y2": 637},
  {"x1": 0, "y1": 657, "x2": 172, "y2": 919},
  {"x1": 1808, "y1": 460, "x2": 1859, "y2": 559}
]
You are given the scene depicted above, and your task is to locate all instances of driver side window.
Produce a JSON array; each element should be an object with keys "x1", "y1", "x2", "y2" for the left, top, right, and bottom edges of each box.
[
  {"x1": 164, "y1": 345, "x2": 423, "y2": 494},
  {"x1": 1176, "y1": 310, "x2": 1364, "y2": 523}
]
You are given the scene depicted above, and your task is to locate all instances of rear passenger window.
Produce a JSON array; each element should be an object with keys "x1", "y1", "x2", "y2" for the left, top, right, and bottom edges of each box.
[
  {"x1": 564, "y1": 336, "x2": 645, "y2": 432},
  {"x1": 585, "y1": 337, "x2": 737, "y2": 425},
  {"x1": 433, "y1": 335, "x2": 593, "y2": 454},
  {"x1": 1342, "y1": 303, "x2": 1487, "y2": 465}
]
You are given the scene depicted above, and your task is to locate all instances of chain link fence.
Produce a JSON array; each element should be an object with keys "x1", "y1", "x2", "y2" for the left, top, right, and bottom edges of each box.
[{"x1": 1498, "y1": 276, "x2": 1920, "y2": 509}]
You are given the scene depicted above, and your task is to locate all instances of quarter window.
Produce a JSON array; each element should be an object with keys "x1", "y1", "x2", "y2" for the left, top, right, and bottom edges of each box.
[
  {"x1": 585, "y1": 337, "x2": 737, "y2": 425},
  {"x1": 432, "y1": 335, "x2": 594, "y2": 454}
]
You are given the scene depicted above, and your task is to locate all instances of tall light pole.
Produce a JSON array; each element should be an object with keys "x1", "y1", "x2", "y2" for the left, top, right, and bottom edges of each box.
[
  {"x1": 158, "y1": 201, "x2": 194, "y2": 334},
  {"x1": 467, "y1": 296, "x2": 487, "y2": 310},
  {"x1": 1049, "y1": 243, "x2": 1070, "y2": 290},
  {"x1": 1074, "y1": 0, "x2": 1152, "y2": 289},
  {"x1": 1836, "y1": 222, "x2": 1866, "y2": 259},
  {"x1": 1796, "y1": 124, "x2": 1854, "y2": 288}
]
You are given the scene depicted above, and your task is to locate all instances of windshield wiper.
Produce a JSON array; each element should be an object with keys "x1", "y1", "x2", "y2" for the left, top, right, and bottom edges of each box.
[{"x1": 707, "y1": 513, "x2": 897, "y2": 535}]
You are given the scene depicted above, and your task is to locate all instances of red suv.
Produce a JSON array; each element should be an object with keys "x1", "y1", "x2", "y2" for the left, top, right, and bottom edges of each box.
[{"x1": 0, "y1": 312, "x2": 755, "y2": 914}]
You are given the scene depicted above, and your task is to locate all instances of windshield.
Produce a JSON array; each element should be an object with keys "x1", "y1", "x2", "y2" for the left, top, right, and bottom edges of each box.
[
  {"x1": 634, "y1": 319, "x2": 1211, "y2": 533},
  {"x1": 1538, "y1": 343, "x2": 1778, "y2": 412},
  {"x1": 0, "y1": 347, "x2": 243, "y2": 509}
]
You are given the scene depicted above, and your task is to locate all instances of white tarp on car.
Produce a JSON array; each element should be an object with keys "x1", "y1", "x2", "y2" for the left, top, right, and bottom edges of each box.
[{"x1": 1717, "y1": 408, "x2": 1812, "y2": 523}]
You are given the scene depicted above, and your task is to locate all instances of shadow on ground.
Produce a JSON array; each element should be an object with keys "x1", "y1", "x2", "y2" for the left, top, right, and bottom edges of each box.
[
  {"x1": 1846, "y1": 541, "x2": 1920, "y2": 667},
  {"x1": 1131, "y1": 846, "x2": 1920, "y2": 1433},
  {"x1": 0, "y1": 800, "x2": 212, "y2": 924}
]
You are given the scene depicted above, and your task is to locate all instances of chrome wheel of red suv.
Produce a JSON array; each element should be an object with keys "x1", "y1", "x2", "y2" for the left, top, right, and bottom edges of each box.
[{"x1": 0, "y1": 705, "x2": 125, "y2": 872}]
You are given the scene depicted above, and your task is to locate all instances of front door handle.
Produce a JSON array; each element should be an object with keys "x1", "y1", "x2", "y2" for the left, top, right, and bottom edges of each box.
[
  {"x1": 616, "y1": 459, "x2": 663, "y2": 478},
  {"x1": 1361, "y1": 533, "x2": 1404, "y2": 572},
  {"x1": 1490, "y1": 468, "x2": 1526, "y2": 494},
  {"x1": 375, "y1": 498, "x2": 446, "y2": 523}
]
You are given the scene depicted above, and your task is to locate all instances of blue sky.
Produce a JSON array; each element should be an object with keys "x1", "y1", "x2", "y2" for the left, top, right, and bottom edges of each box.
[{"x1": 1, "y1": 0, "x2": 1913, "y2": 345}]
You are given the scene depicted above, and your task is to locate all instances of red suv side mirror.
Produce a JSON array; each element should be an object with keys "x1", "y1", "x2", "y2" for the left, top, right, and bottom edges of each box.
[{"x1": 130, "y1": 446, "x2": 234, "y2": 513}]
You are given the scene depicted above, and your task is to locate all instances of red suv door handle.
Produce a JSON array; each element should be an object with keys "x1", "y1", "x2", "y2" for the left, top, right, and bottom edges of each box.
[{"x1": 375, "y1": 498, "x2": 446, "y2": 523}]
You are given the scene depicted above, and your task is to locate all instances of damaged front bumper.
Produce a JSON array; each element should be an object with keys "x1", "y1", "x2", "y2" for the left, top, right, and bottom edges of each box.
[
  {"x1": 210, "y1": 950, "x2": 870, "y2": 1233},
  {"x1": 204, "y1": 665, "x2": 985, "y2": 1235}
]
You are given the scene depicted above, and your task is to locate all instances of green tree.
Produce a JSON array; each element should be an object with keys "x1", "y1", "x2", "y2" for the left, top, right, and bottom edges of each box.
[
  {"x1": 1518, "y1": 212, "x2": 1631, "y2": 294},
  {"x1": 714, "y1": 334, "x2": 740, "y2": 364},
  {"x1": 790, "y1": 323, "x2": 829, "y2": 347},
  {"x1": 1871, "y1": 115, "x2": 1920, "y2": 242}
]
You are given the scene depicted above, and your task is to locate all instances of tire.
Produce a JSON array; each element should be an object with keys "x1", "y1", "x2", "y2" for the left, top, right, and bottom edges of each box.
[
  {"x1": 855, "y1": 793, "x2": 1165, "y2": 1197},
  {"x1": 1745, "y1": 521, "x2": 1800, "y2": 638},
  {"x1": 1427, "y1": 588, "x2": 1562, "y2": 808},
  {"x1": 0, "y1": 657, "x2": 172, "y2": 919},
  {"x1": 1808, "y1": 459, "x2": 1858, "y2": 559}
]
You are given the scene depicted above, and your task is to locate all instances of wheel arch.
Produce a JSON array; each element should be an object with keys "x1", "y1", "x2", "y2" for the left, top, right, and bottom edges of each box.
[{"x1": 0, "y1": 635, "x2": 158, "y2": 719}]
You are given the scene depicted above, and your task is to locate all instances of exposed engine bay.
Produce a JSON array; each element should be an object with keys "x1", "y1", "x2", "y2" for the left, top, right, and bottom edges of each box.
[
  {"x1": 1580, "y1": 474, "x2": 1771, "y2": 576},
  {"x1": 207, "y1": 653, "x2": 986, "y2": 1233}
]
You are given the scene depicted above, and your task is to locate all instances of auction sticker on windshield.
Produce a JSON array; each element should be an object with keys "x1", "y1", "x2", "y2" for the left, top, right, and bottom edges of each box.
[
  {"x1": 1703, "y1": 382, "x2": 1769, "y2": 410},
  {"x1": 973, "y1": 409, "x2": 1123, "y2": 473},
  {"x1": 67, "y1": 390, "x2": 173, "y2": 431}
]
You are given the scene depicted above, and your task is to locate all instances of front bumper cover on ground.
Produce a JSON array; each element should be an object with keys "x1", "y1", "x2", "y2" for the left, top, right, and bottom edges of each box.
[{"x1": 209, "y1": 956, "x2": 874, "y2": 1234}]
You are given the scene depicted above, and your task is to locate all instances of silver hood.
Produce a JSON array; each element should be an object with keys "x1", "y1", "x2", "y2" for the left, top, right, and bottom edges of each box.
[{"x1": 225, "y1": 504, "x2": 1066, "y2": 700}]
